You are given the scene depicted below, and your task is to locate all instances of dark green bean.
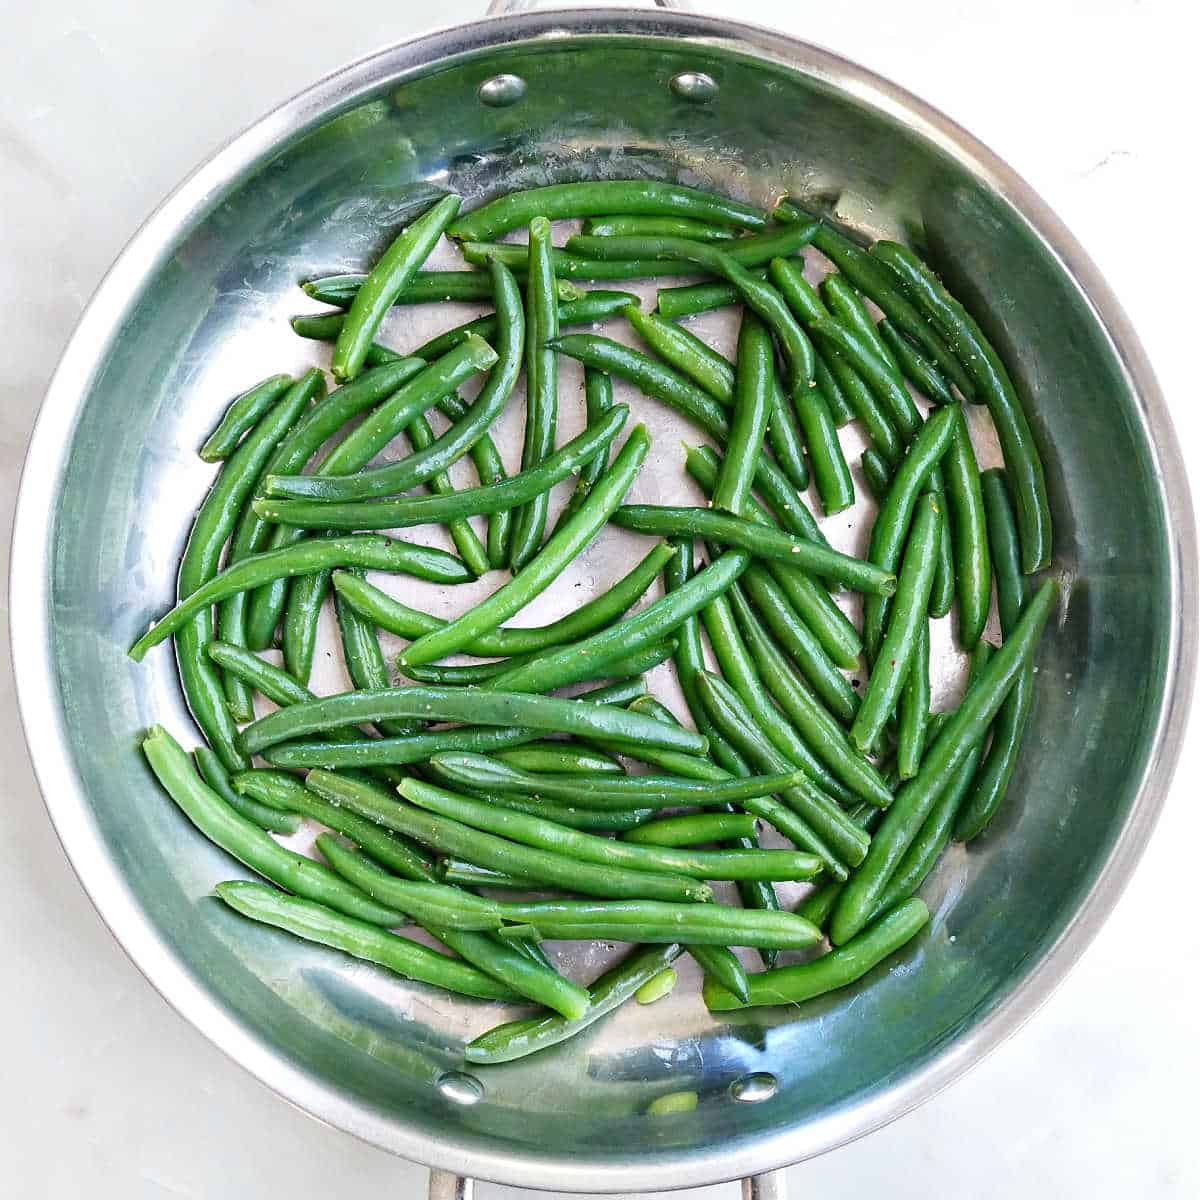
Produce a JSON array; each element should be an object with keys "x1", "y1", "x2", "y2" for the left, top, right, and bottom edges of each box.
[
  {"x1": 878, "y1": 319, "x2": 956, "y2": 406},
  {"x1": 654, "y1": 274, "x2": 765, "y2": 321},
  {"x1": 821, "y1": 272, "x2": 902, "y2": 379},
  {"x1": 200, "y1": 374, "x2": 293, "y2": 462},
  {"x1": 508, "y1": 218, "x2": 559, "y2": 568},
  {"x1": 240, "y1": 683, "x2": 706, "y2": 757},
  {"x1": 871, "y1": 240, "x2": 1050, "y2": 571},
  {"x1": 479, "y1": 792, "x2": 654, "y2": 833},
  {"x1": 832, "y1": 580, "x2": 1057, "y2": 943},
  {"x1": 242, "y1": 360, "x2": 427, "y2": 650},
  {"x1": 402, "y1": 639, "x2": 675, "y2": 688},
  {"x1": 624, "y1": 813, "x2": 757, "y2": 846},
  {"x1": 302, "y1": 269, "x2": 579, "y2": 308},
  {"x1": 941, "y1": 418, "x2": 992, "y2": 649},
  {"x1": 399, "y1": 426, "x2": 650, "y2": 666},
  {"x1": 612, "y1": 506, "x2": 895, "y2": 596},
  {"x1": 332, "y1": 192, "x2": 461, "y2": 381},
  {"x1": 449, "y1": 181, "x2": 767, "y2": 242},
  {"x1": 402, "y1": 780, "x2": 822, "y2": 883},
  {"x1": 332, "y1": 540, "x2": 671, "y2": 656},
  {"x1": 554, "y1": 367, "x2": 614, "y2": 529},
  {"x1": 426, "y1": 752, "x2": 807, "y2": 810},
  {"x1": 955, "y1": 471, "x2": 1034, "y2": 840},
  {"x1": 852, "y1": 495, "x2": 942, "y2": 754},
  {"x1": 860, "y1": 448, "x2": 892, "y2": 502},
  {"x1": 254, "y1": 406, "x2": 628, "y2": 523},
  {"x1": 817, "y1": 336, "x2": 902, "y2": 465},
  {"x1": 233, "y1": 769, "x2": 437, "y2": 882},
  {"x1": 794, "y1": 382, "x2": 855, "y2": 515},
  {"x1": 686, "y1": 945, "x2": 750, "y2": 1002},
  {"x1": 862, "y1": 404, "x2": 960, "y2": 660},
  {"x1": 465, "y1": 943, "x2": 682, "y2": 1064},
  {"x1": 897, "y1": 620, "x2": 930, "y2": 779},
  {"x1": 215, "y1": 881, "x2": 518, "y2": 1002},
  {"x1": 714, "y1": 312, "x2": 774, "y2": 513},
  {"x1": 703, "y1": 898, "x2": 930, "y2": 1010},
  {"x1": 264, "y1": 728, "x2": 544, "y2": 770},
  {"x1": 307, "y1": 771, "x2": 710, "y2": 902},
  {"x1": 172, "y1": 373, "x2": 318, "y2": 769},
  {"x1": 814, "y1": 351, "x2": 854, "y2": 427},
  {"x1": 193, "y1": 747, "x2": 300, "y2": 836},
  {"x1": 130, "y1": 535, "x2": 471, "y2": 661},
  {"x1": 141, "y1": 727, "x2": 403, "y2": 925},
  {"x1": 726, "y1": 584, "x2": 892, "y2": 808},
  {"x1": 795, "y1": 879, "x2": 844, "y2": 933},
  {"x1": 494, "y1": 743, "x2": 624, "y2": 775},
  {"x1": 438, "y1": 860, "x2": 539, "y2": 890},
  {"x1": 584, "y1": 214, "x2": 737, "y2": 241},
  {"x1": 462, "y1": 241, "x2": 707, "y2": 280},
  {"x1": 483, "y1": 550, "x2": 748, "y2": 694}
]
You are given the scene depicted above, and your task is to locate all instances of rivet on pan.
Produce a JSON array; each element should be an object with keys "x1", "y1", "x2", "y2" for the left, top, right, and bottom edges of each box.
[
  {"x1": 435, "y1": 1070, "x2": 485, "y2": 1105},
  {"x1": 670, "y1": 71, "x2": 718, "y2": 104},
  {"x1": 730, "y1": 1072, "x2": 778, "y2": 1103},
  {"x1": 478, "y1": 74, "x2": 527, "y2": 107}
]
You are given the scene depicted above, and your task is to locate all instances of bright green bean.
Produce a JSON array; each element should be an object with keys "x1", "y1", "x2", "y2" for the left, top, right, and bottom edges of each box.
[
  {"x1": 714, "y1": 312, "x2": 774, "y2": 513},
  {"x1": 493, "y1": 743, "x2": 624, "y2": 775},
  {"x1": 302, "y1": 269, "x2": 578, "y2": 308},
  {"x1": 623, "y1": 813, "x2": 757, "y2": 846},
  {"x1": 795, "y1": 381, "x2": 855, "y2": 515},
  {"x1": 635, "y1": 968, "x2": 679, "y2": 1004},
  {"x1": 897, "y1": 620, "x2": 930, "y2": 779},
  {"x1": 554, "y1": 367, "x2": 613, "y2": 528},
  {"x1": 199, "y1": 373, "x2": 292, "y2": 462},
  {"x1": 814, "y1": 350, "x2": 854, "y2": 427},
  {"x1": 585, "y1": 214, "x2": 736, "y2": 241},
  {"x1": 941, "y1": 418, "x2": 992, "y2": 650},
  {"x1": 480, "y1": 792, "x2": 653, "y2": 833},
  {"x1": 193, "y1": 747, "x2": 300, "y2": 836}
]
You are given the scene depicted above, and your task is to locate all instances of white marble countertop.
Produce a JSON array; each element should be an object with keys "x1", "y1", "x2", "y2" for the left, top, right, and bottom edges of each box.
[{"x1": 3, "y1": 2, "x2": 1196, "y2": 1196}]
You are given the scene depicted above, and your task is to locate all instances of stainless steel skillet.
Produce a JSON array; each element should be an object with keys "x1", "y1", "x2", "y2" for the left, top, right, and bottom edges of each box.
[{"x1": 9, "y1": 2, "x2": 1194, "y2": 1196}]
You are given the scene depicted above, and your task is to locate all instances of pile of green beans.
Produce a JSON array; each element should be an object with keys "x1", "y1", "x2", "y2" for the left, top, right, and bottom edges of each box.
[{"x1": 130, "y1": 179, "x2": 1055, "y2": 1058}]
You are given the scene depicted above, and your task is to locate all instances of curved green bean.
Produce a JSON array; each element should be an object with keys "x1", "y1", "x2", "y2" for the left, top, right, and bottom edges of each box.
[
  {"x1": 398, "y1": 425, "x2": 650, "y2": 667},
  {"x1": 193, "y1": 747, "x2": 300, "y2": 836},
  {"x1": 687, "y1": 945, "x2": 750, "y2": 1003},
  {"x1": 199, "y1": 373, "x2": 292, "y2": 462}
]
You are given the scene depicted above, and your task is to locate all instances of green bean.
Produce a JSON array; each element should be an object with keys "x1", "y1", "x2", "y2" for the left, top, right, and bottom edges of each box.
[
  {"x1": 141, "y1": 727, "x2": 404, "y2": 925},
  {"x1": 403, "y1": 780, "x2": 822, "y2": 883},
  {"x1": 862, "y1": 404, "x2": 960, "y2": 660},
  {"x1": 255, "y1": 406, "x2": 628, "y2": 520},
  {"x1": 814, "y1": 351, "x2": 854, "y2": 427},
  {"x1": 308, "y1": 771, "x2": 710, "y2": 902},
  {"x1": 624, "y1": 813, "x2": 757, "y2": 846},
  {"x1": 818, "y1": 336, "x2": 902, "y2": 465},
  {"x1": 240, "y1": 683, "x2": 706, "y2": 757},
  {"x1": 483, "y1": 550, "x2": 747, "y2": 694},
  {"x1": 494, "y1": 743, "x2": 624, "y2": 775},
  {"x1": 399, "y1": 426, "x2": 650, "y2": 666},
  {"x1": 897, "y1": 620, "x2": 930, "y2": 779},
  {"x1": 878, "y1": 319, "x2": 956, "y2": 405},
  {"x1": 876, "y1": 649, "x2": 992, "y2": 911},
  {"x1": 215, "y1": 881, "x2": 519, "y2": 1002},
  {"x1": 554, "y1": 367, "x2": 614, "y2": 529},
  {"x1": 449, "y1": 181, "x2": 768, "y2": 242},
  {"x1": 941, "y1": 418, "x2": 991, "y2": 649},
  {"x1": 462, "y1": 241, "x2": 707, "y2": 281},
  {"x1": 302, "y1": 269, "x2": 578, "y2": 308},
  {"x1": 215, "y1": 370, "x2": 327, "y2": 720},
  {"x1": 955, "y1": 471, "x2": 1034, "y2": 840},
  {"x1": 726, "y1": 584, "x2": 892, "y2": 808},
  {"x1": 508, "y1": 219, "x2": 559, "y2": 568},
  {"x1": 130, "y1": 535, "x2": 471, "y2": 662},
  {"x1": 821, "y1": 273, "x2": 902, "y2": 379},
  {"x1": 199, "y1": 373, "x2": 293, "y2": 462},
  {"x1": 332, "y1": 192, "x2": 461, "y2": 381},
  {"x1": 654, "y1": 275, "x2": 764, "y2": 321},
  {"x1": 172, "y1": 374, "x2": 318, "y2": 769},
  {"x1": 737, "y1": 564, "x2": 859, "y2": 722},
  {"x1": 635, "y1": 967, "x2": 679, "y2": 1004},
  {"x1": 332, "y1": 540, "x2": 671, "y2": 656},
  {"x1": 566, "y1": 236, "x2": 816, "y2": 385},
  {"x1": 780, "y1": 206, "x2": 976, "y2": 399},
  {"x1": 694, "y1": 669, "x2": 865, "y2": 875},
  {"x1": 612, "y1": 507, "x2": 895, "y2": 596},
  {"x1": 860, "y1": 448, "x2": 891, "y2": 503},
  {"x1": 233, "y1": 769, "x2": 437, "y2": 882},
  {"x1": 332, "y1": 571, "x2": 419, "y2": 738},
  {"x1": 852, "y1": 495, "x2": 941, "y2": 753},
  {"x1": 480, "y1": 792, "x2": 654, "y2": 833},
  {"x1": 438, "y1": 861, "x2": 538, "y2": 890},
  {"x1": 584, "y1": 214, "x2": 737, "y2": 242},
  {"x1": 795, "y1": 879, "x2": 844, "y2": 933},
  {"x1": 714, "y1": 312, "x2": 774, "y2": 513},
  {"x1": 871, "y1": 240, "x2": 1050, "y2": 571},
  {"x1": 427, "y1": 752, "x2": 808, "y2": 810},
  {"x1": 794, "y1": 382, "x2": 855, "y2": 515},
  {"x1": 465, "y1": 943, "x2": 681, "y2": 1064},
  {"x1": 264, "y1": 728, "x2": 543, "y2": 770},
  {"x1": 402, "y1": 638, "x2": 675, "y2": 688},
  {"x1": 686, "y1": 945, "x2": 750, "y2": 1003},
  {"x1": 832, "y1": 580, "x2": 1057, "y2": 943},
  {"x1": 242, "y1": 360, "x2": 427, "y2": 650},
  {"x1": 492, "y1": 898, "x2": 820, "y2": 949},
  {"x1": 193, "y1": 748, "x2": 300, "y2": 836},
  {"x1": 703, "y1": 898, "x2": 930, "y2": 1010}
]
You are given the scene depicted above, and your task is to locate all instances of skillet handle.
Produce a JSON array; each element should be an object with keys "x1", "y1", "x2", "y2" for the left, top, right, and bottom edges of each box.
[
  {"x1": 426, "y1": 1169, "x2": 787, "y2": 1197},
  {"x1": 487, "y1": 0, "x2": 688, "y2": 12}
]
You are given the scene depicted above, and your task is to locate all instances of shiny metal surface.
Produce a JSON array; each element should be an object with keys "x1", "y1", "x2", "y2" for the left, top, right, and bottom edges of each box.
[{"x1": 8, "y1": 7, "x2": 1194, "y2": 1195}]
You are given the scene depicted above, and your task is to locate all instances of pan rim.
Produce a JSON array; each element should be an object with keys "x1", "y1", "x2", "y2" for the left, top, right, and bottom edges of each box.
[{"x1": 9, "y1": 7, "x2": 1196, "y2": 1191}]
